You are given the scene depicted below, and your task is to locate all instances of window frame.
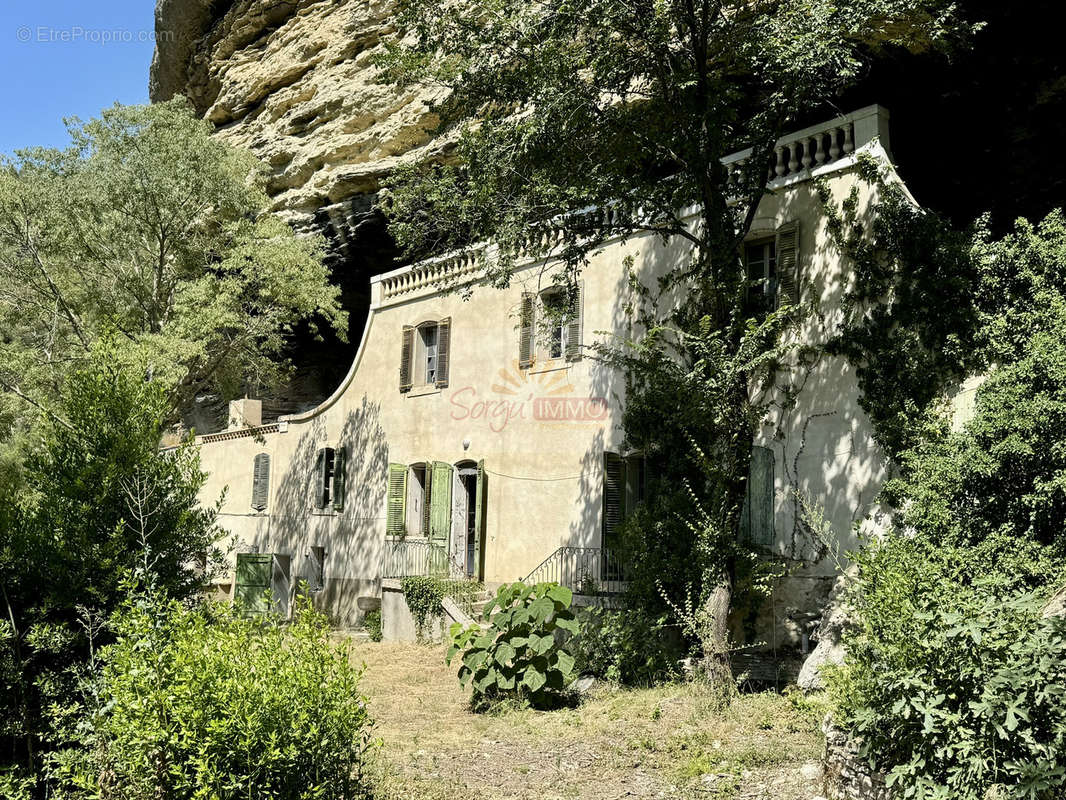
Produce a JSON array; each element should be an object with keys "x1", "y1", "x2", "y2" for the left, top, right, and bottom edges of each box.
[{"x1": 744, "y1": 237, "x2": 778, "y2": 313}]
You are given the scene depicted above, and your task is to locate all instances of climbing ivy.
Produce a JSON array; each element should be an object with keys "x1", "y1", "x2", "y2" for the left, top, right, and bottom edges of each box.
[{"x1": 400, "y1": 576, "x2": 483, "y2": 641}]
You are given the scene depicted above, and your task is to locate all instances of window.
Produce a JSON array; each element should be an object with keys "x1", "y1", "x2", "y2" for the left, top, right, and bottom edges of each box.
[
  {"x1": 400, "y1": 318, "x2": 451, "y2": 392},
  {"x1": 251, "y1": 452, "x2": 270, "y2": 511},
  {"x1": 313, "y1": 447, "x2": 347, "y2": 512},
  {"x1": 540, "y1": 288, "x2": 567, "y2": 359},
  {"x1": 518, "y1": 283, "x2": 583, "y2": 368},
  {"x1": 745, "y1": 238, "x2": 778, "y2": 315},
  {"x1": 603, "y1": 451, "x2": 647, "y2": 548},
  {"x1": 739, "y1": 445, "x2": 775, "y2": 547}
]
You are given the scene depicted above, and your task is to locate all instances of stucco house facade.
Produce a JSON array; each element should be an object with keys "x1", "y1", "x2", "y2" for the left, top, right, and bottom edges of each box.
[{"x1": 193, "y1": 105, "x2": 903, "y2": 650}]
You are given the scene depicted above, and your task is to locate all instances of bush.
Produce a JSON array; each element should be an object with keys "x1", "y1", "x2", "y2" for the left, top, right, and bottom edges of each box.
[
  {"x1": 364, "y1": 609, "x2": 383, "y2": 642},
  {"x1": 46, "y1": 588, "x2": 374, "y2": 799},
  {"x1": 827, "y1": 535, "x2": 1066, "y2": 800},
  {"x1": 447, "y1": 581, "x2": 578, "y2": 709},
  {"x1": 571, "y1": 606, "x2": 682, "y2": 685}
]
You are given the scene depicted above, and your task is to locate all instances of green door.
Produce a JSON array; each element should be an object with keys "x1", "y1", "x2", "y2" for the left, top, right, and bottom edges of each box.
[
  {"x1": 235, "y1": 553, "x2": 272, "y2": 615},
  {"x1": 429, "y1": 461, "x2": 453, "y2": 574}
]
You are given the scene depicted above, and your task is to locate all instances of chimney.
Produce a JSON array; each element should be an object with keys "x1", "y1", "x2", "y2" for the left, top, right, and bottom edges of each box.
[{"x1": 227, "y1": 398, "x2": 262, "y2": 430}]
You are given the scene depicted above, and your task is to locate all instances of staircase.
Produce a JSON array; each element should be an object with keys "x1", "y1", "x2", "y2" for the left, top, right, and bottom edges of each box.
[
  {"x1": 442, "y1": 588, "x2": 493, "y2": 629},
  {"x1": 522, "y1": 546, "x2": 626, "y2": 595}
]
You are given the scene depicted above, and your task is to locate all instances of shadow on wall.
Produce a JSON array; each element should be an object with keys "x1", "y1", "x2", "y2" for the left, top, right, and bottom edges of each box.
[{"x1": 268, "y1": 395, "x2": 389, "y2": 626}]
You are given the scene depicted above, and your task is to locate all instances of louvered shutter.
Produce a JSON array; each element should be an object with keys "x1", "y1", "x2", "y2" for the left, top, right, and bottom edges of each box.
[
  {"x1": 429, "y1": 461, "x2": 453, "y2": 574},
  {"x1": 518, "y1": 293, "x2": 535, "y2": 369},
  {"x1": 386, "y1": 463, "x2": 407, "y2": 537},
  {"x1": 565, "y1": 281, "x2": 584, "y2": 361},
  {"x1": 473, "y1": 460, "x2": 486, "y2": 580},
  {"x1": 422, "y1": 462, "x2": 432, "y2": 537},
  {"x1": 435, "y1": 317, "x2": 451, "y2": 388},
  {"x1": 400, "y1": 325, "x2": 414, "y2": 392},
  {"x1": 776, "y1": 221, "x2": 800, "y2": 307},
  {"x1": 602, "y1": 452, "x2": 623, "y2": 547},
  {"x1": 331, "y1": 447, "x2": 347, "y2": 512},
  {"x1": 740, "y1": 446, "x2": 775, "y2": 546},
  {"x1": 251, "y1": 453, "x2": 270, "y2": 511}
]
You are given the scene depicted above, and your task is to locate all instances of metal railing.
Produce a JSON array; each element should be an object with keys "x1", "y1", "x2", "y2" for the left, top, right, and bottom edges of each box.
[
  {"x1": 522, "y1": 547, "x2": 626, "y2": 595},
  {"x1": 382, "y1": 539, "x2": 450, "y2": 578}
]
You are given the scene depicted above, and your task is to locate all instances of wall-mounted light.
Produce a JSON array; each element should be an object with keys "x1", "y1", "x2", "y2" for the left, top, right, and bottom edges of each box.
[{"x1": 462, "y1": 437, "x2": 471, "y2": 451}]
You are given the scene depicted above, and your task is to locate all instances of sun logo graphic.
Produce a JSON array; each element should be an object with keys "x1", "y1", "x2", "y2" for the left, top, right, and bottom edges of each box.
[{"x1": 448, "y1": 360, "x2": 608, "y2": 432}]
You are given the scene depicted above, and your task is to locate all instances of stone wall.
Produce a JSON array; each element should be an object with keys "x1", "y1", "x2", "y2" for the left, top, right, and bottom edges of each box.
[{"x1": 822, "y1": 720, "x2": 891, "y2": 800}]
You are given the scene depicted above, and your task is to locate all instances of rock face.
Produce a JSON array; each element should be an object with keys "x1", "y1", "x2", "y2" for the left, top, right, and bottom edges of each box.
[
  {"x1": 151, "y1": 0, "x2": 445, "y2": 231},
  {"x1": 151, "y1": 0, "x2": 448, "y2": 426}
]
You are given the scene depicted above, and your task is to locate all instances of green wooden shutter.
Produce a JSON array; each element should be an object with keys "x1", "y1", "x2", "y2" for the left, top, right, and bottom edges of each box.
[
  {"x1": 251, "y1": 453, "x2": 270, "y2": 511},
  {"x1": 429, "y1": 461, "x2": 453, "y2": 573},
  {"x1": 435, "y1": 318, "x2": 451, "y2": 388},
  {"x1": 518, "y1": 293, "x2": 535, "y2": 368},
  {"x1": 422, "y1": 462, "x2": 432, "y2": 537},
  {"x1": 400, "y1": 325, "x2": 414, "y2": 392},
  {"x1": 473, "y1": 460, "x2": 486, "y2": 580},
  {"x1": 332, "y1": 447, "x2": 347, "y2": 512},
  {"x1": 235, "y1": 553, "x2": 272, "y2": 615},
  {"x1": 776, "y1": 221, "x2": 800, "y2": 307},
  {"x1": 386, "y1": 463, "x2": 407, "y2": 537},
  {"x1": 602, "y1": 452, "x2": 623, "y2": 548},
  {"x1": 740, "y1": 446, "x2": 775, "y2": 546},
  {"x1": 565, "y1": 281, "x2": 583, "y2": 361}
]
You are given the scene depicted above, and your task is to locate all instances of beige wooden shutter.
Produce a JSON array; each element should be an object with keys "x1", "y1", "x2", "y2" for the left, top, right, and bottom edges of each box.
[
  {"x1": 435, "y1": 317, "x2": 451, "y2": 388},
  {"x1": 565, "y1": 281, "x2": 584, "y2": 361},
  {"x1": 602, "y1": 452, "x2": 624, "y2": 548},
  {"x1": 251, "y1": 453, "x2": 270, "y2": 511},
  {"x1": 518, "y1": 293, "x2": 535, "y2": 369},
  {"x1": 386, "y1": 463, "x2": 407, "y2": 537},
  {"x1": 313, "y1": 448, "x2": 328, "y2": 510},
  {"x1": 399, "y1": 325, "x2": 414, "y2": 392},
  {"x1": 776, "y1": 221, "x2": 800, "y2": 307}
]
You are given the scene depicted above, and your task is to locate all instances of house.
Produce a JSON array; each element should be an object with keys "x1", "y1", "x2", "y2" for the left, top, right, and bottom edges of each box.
[{"x1": 193, "y1": 105, "x2": 901, "y2": 651}]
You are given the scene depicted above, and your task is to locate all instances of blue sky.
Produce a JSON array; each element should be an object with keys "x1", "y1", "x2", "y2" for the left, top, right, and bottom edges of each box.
[{"x1": 0, "y1": 1, "x2": 156, "y2": 157}]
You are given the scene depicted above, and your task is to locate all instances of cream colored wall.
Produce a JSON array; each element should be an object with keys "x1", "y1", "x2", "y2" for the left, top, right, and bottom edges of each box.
[{"x1": 192, "y1": 146, "x2": 899, "y2": 626}]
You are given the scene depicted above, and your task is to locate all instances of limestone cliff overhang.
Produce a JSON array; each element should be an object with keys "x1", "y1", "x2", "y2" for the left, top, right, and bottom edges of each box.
[{"x1": 192, "y1": 104, "x2": 903, "y2": 442}]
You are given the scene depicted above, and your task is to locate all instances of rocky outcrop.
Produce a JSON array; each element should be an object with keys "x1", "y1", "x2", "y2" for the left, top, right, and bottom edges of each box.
[{"x1": 151, "y1": 0, "x2": 447, "y2": 233}]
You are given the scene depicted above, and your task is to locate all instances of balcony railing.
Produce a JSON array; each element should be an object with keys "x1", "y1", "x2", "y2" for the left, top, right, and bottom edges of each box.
[
  {"x1": 522, "y1": 546, "x2": 626, "y2": 595},
  {"x1": 382, "y1": 539, "x2": 451, "y2": 578}
]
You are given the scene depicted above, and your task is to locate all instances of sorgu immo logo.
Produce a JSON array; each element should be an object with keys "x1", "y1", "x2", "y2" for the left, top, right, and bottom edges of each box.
[{"x1": 448, "y1": 361, "x2": 608, "y2": 432}]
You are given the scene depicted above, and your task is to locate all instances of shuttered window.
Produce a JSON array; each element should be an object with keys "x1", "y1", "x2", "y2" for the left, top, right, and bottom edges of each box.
[
  {"x1": 739, "y1": 445, "x2": 775, "y2": 546},
  {"x1": 251, "y1": 453, "x2": 270, "y2": 511},
  {"x1": 386, "y1": 462, "x2": 407, "y2": 537},
  {"x1": 602, "y1": 452, "x2": 624, "y2": 548},
  {"x1": 399, "y1": 325, "x2": 414, "y2": 392},
  {"x1": 776, "y1": 221, "x2": 800, "y2": 307},
  {"x1": 429, "y1": 461, "x2": 453, "y2": 574},
  {"x1": 518, "y1": 293, "x2": 535, "y2": 369}
]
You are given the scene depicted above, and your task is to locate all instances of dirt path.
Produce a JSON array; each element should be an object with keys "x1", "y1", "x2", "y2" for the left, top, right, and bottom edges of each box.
[{"x1": 351, "y1": 641, "x2": 826, "y2": 800}]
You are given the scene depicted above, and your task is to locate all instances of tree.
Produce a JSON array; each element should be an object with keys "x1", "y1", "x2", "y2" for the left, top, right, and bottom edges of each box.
[
  {"x1": 0, "y1": 355, "x2": 223, "y2": 786},
  {"x1": 379, "y1": 0, "x2": 971, "y2": 679},
  {"x1": 0, "y1": 98, "x2": 346, "y2": 432}
]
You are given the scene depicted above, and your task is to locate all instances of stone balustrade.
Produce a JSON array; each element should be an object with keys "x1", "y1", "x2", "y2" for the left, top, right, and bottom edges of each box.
[{"x1": 375, "y1": 105, "x2": 890, "y2": 306}]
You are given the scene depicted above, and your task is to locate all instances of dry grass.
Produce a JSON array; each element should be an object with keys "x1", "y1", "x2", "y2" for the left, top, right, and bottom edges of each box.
[{"x1": 349, "y1": 640, "x2": 826, "y2": 800}]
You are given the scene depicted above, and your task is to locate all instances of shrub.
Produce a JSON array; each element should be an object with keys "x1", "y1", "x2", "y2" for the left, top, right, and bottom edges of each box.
[
  {"x1": 364, "y1": 609, "x2": 383, "y2": 642},
  {"x1": 447, "y1": 581, "x2": 578, "y2": 709},
  {"x1": 571, "y1": 606, "x2": 682, "y2": 685},
  {"x1": 46, "y1": 588, "x2": 374, "y2": 799},
  {"x1": 827, "y1": 535, "x2": 1066, "y2": 800}
]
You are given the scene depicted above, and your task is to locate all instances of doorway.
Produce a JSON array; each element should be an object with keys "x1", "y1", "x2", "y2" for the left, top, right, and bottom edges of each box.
[{"x1": 454, "y1": 460, "x2": 485, "y2": 580}]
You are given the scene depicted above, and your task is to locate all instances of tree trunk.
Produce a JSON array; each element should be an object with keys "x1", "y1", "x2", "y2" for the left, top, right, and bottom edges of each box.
[{"x1": 701, "y1": 569, "x2": 733, "y2": 686}]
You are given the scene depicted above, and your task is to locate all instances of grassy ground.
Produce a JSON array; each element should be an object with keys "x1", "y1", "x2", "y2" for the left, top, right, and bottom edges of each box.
[{"x1": 351, "y1": 640, "x2": 826, "y2": 800}]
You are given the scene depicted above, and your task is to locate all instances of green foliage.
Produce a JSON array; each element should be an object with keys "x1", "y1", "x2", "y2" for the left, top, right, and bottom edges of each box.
[
  {"x1": 827, "y1": 535, "x2": 1066, "y2": 800},
  {"x1": 400, "y1": 577, "x2": 482, "y2": 641},
  {"x1": 0, "y1": 358, "x2": 222, "y2": 785},
  {"x1": 364, "y1": 609, "x2": 383, "y2": 643},
  {"x1": 571, "y1": 607, "x2": 682, "y2": 686},
  {"x1": 447, "y1": 582, "x2": 578, "y2": 709},
  {"x1": 0, "y1": 98, "x2": 345, "y2": 427},
  {"x1": 46, "y1": 588, "x2": 374, "y2": 799}
]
